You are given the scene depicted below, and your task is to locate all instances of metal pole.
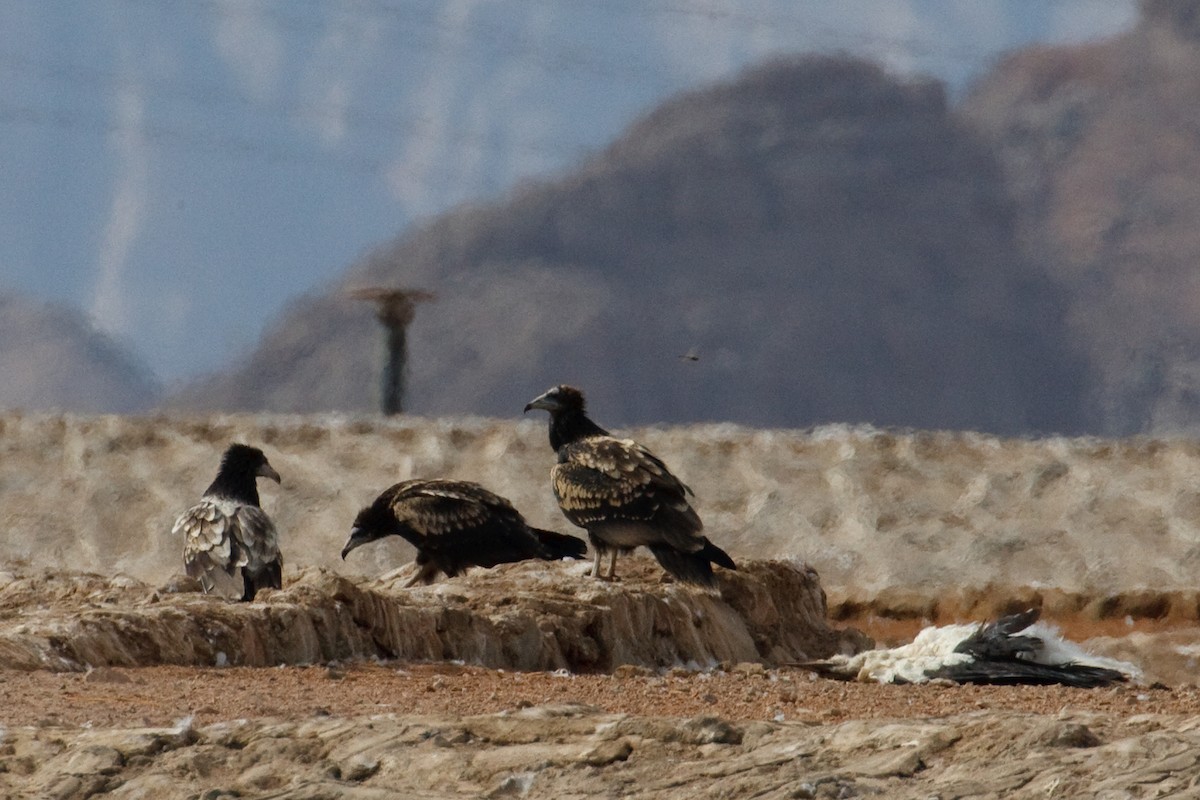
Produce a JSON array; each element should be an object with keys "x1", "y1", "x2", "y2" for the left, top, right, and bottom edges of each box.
[{"x1": 351, "y1": 288, "x2": 434, "y2": 415}]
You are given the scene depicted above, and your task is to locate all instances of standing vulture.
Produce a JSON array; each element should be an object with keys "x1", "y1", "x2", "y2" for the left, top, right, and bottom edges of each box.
[
  {"x1": 340, "y1": 478, "x2": 587, "y2": 586},
  {"x1": 524, "y1": 384, "x2": 735, "y2": 587},
  {"x1": 171, "y1": 443, "x2": 283, "y2": 601}
]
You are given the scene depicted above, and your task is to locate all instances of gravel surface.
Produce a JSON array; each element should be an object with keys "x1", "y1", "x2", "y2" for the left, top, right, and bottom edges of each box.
[{"x1": 3, "y1": 661, "x2": 1195, "y2": 730}]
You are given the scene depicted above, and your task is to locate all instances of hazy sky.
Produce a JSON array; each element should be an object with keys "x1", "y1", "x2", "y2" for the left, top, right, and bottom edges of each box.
[{"x1": 1, "y1": 0, "x2": 1136, "y2": 385}]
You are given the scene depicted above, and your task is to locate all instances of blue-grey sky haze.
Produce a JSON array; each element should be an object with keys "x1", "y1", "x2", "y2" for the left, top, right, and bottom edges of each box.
[{"x1": 1, "y1": 0, "x2": 1136, "y2": 384}]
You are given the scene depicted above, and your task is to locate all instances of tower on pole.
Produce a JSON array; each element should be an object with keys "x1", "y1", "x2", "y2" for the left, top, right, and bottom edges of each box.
[{"x1": 350, "y1": 287, "x2": 434, "y2": 415}]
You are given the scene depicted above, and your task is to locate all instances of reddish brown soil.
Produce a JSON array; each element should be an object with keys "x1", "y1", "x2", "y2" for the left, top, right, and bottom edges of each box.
[{"x1": 2, "y1": 661, "x2": 1195, "y2": 730}]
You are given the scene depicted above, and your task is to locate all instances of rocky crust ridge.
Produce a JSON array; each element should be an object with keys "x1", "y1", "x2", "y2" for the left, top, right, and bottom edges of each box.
[{"x1": 0, "y1": 559, "x2": 869, "y2": 673}]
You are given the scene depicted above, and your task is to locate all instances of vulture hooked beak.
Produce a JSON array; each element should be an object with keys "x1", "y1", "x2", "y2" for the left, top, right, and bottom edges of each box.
[
  {"x1": 524, "y1": 391, "x2": 559, "y2": 413},
  {"x1": 340, "y1": 527, "x2": 372, "y2": 560},
  {"x1": 257, "y1": 462, "x2": 282, "y2": 484}
]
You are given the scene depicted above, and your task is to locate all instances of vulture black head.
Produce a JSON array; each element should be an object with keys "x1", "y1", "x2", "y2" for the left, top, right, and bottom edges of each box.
[
  {"x1": 206, "y1": 443, "x2": 281, "y2": 505},
  {"x1": 524, "y1": 384, "x2": 586, "y2": 414},
  {"x1": 341, "y1": 499, "x2": 394, "y2": 560},
  {"x1": 525, "y1": 385, "x2": 607, "y2": 451}
]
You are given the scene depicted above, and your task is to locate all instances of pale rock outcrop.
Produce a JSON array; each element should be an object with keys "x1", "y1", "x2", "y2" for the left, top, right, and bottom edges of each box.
[{"x1": 0, "y1": 560, "x2": 869, "y2": 672}]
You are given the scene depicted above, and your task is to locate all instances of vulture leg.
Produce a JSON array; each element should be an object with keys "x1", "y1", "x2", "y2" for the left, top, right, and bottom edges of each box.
[
  {"x1": 591, "y1": 548, "x2": 605, "y2": 579},
  {"x1": 403, "y1": 560, "x2": 441, "y2": 588}
]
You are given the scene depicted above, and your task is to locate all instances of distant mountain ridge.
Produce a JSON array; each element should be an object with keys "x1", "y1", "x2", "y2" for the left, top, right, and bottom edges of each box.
[
  {"x1": 21, "y1": 2, "x2": 1200, "y2": 436},
  {"x1": 3, "y1": 1, "x2": 1139, "y2": 406},
  {"x1": 962, "y1": 0, "x2": 1200, "y2": 434},
  {"x1": 0, "y1": 291, "x2": 160, "y2": 413},
  {"x1": 169, "y1": 56, "x2": 1088, "y2": 435}
]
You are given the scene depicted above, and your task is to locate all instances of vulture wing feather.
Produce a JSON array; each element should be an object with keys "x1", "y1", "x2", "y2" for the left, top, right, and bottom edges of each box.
[
  {"x1": 553, "y1": 437, "x2": 703, "y2": 549},
  {"x1": 231, "y1": 504, "x2": 282, "y2": 583},
  {"x1": 173, "y1": 499, "x2": 250, "y2": 589},
  {"x1": 385, "y1": 480, "x2": 556, "y2": 573}
]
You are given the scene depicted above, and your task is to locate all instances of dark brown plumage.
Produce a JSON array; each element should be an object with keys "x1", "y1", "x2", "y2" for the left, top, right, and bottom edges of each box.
[
  {"x1": 171, "y1": 443, "x2": 283, "y2": 601},
  {"x1": 340, "y1": 479, "x2": 587, "y2": 586},
  {"x1": 524, "y1": 384, "x2": 736, "y2": 587}
]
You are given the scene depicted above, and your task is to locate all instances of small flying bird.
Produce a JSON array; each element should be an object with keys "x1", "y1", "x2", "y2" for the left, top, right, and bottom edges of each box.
[
  {"x1": 679, "y1": 348, "x2": 700, "y2": 363},
  {"x1": 524, "y1": 384, "x2": 735, "y2": 587},
  {"x1": 799, "y1": 608, "x2": 1138, "y2": 687},
  {"x1": 340, "y1": 478, "x2": 587, "y2": 586},
  {"x1": 171, "y1": 444, "x2": 283, "y2": 602}
]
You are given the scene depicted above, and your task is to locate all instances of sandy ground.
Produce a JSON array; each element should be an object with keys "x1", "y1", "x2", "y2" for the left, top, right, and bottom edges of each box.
[
  {"x1": 9, "y1": 415, "x2": 1200, "y2": 796},
  {"x1": 10, "y1": 412, "x2": 1200, "y2": 602},
  {"x1": 1, "y1": 660, "x2": 1194, "y2": 731}
]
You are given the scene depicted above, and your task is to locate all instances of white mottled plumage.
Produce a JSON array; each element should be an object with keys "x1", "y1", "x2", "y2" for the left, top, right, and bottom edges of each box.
[
  {"x1": 172, "y1": 497, "x2": 278, "y2": 591},
  {"x1": 810, "y1": 617, "x2": 1142, "y2": 686},
  {"x1": 821, "y1": 623, "x2": 985, "y2": 684},
  {"x1": 1026, "y1": 625, "x2": 1143, "y2": 680},
  {"x1": 170, "y1": 444, "x2": 282, "y2": 601}
]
